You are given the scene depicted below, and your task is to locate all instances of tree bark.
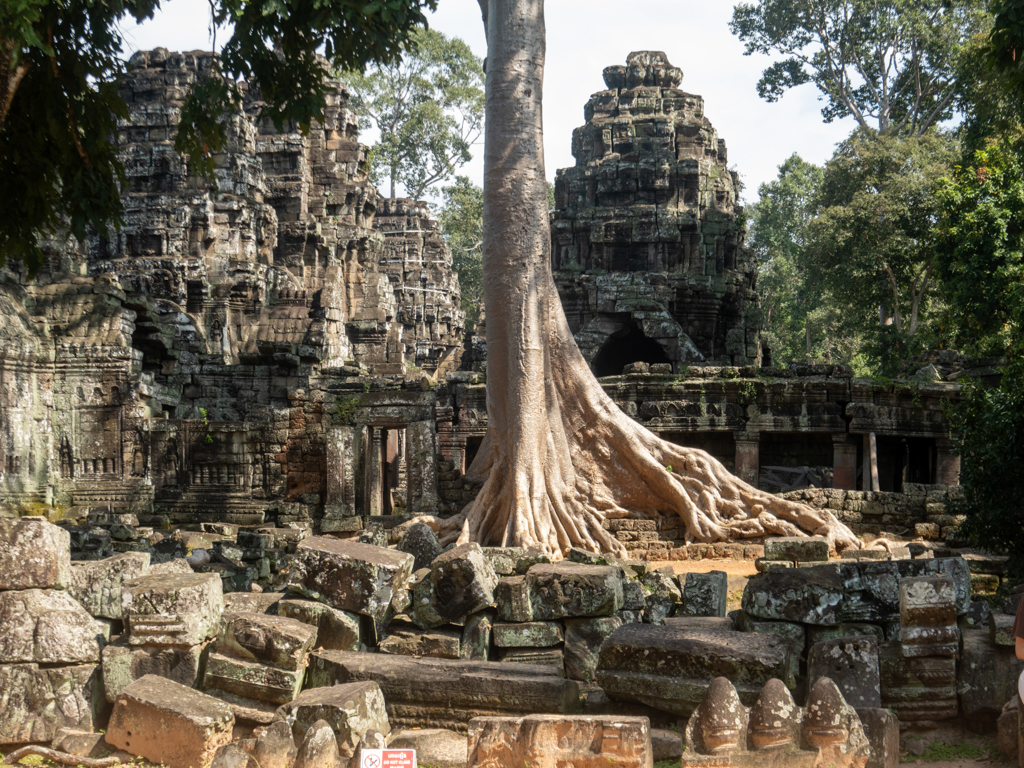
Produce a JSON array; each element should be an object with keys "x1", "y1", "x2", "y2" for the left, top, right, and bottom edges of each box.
[{"x1": 424, "y1": 0, "x2": 861, "y2": 558}]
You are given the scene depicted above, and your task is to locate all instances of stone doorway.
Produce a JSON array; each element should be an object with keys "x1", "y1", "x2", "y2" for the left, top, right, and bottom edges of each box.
[{"x1": 592, "y1": 319, "x2": 672, "y2": 377}]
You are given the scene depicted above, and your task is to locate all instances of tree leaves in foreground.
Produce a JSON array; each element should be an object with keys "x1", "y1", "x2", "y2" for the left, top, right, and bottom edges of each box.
[
  {"x1": 935, "y1": 143, "x2": 1024, "y2": 357},
  {"x1": 0, "y1": 0, "x2": 437, "y2": 273},
  {"x1": 804, "y1": 129, "x2": 959, "y2": 374},
  {"x1": 949, "y1": 360, "x2": 1024, "y2": 575},
  {"x1": 729, "y1": 0, "x2": 990, "y2": 135},
  {"x1": 439, "y1": 176, "x2": 483, "y2": 327},
  {"x1": 342, "y1": 27, "x2": 483, "y2": 200}
]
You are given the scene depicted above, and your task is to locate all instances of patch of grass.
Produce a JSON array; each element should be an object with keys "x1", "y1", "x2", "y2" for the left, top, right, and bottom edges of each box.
[
  {"x1": 655, "y1": 761, "x2": 680, "y2": 768},
  {"x1": 899, "y1": 740, "x2": 986, "y2": 763}
]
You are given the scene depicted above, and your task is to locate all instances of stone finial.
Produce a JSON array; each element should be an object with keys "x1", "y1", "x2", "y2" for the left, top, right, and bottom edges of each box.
[
  {"x1": 603, "y1": 51, "x2": 683, "y2": 90},
  {"x1": 749, "y1": 678, "x2": 798, "y2": 749},
  {"x1": 803, "y1": 677, "x2": 850, "y2": 748},
  {"x1": 695, "y1": 677, "x2": 746, "y2": 754}
]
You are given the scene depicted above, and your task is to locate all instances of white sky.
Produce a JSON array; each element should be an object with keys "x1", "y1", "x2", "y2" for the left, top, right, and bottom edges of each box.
[{"x1": 119, "y1": 0, "x2": 865, "y2": 205}]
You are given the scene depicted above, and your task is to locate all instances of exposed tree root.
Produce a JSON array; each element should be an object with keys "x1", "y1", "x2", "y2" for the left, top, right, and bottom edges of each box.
[{"x1": 2, "y1": 746, "x2": 124, "y2": 767}]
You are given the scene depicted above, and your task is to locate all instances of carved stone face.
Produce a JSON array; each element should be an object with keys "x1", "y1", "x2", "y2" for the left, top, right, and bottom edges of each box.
[
  {"x1": 803, "y1": 677, "x2": 849, "y2": 748},
  {"x1": 699, "y1": 677, "x2": 744, "y2": 754},
  {"x1": 750, "y1": 678, "x2": 798, "y2": 749}
]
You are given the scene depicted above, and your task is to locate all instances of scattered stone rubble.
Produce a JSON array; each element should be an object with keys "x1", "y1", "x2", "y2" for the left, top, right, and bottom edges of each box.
[{"x1": 2, "y1": 515, "x2": 1021, "y2": 768}]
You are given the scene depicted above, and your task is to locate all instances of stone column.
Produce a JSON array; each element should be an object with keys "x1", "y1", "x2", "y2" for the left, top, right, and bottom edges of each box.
[
  {"x1": 325, "y1": 426, "x2": 356, "y2": 509},
  {"x1": 832, "y1": 435, "x2": 858, "y2": 491},
  {"x1": 935, "y1": 439, "x2": 961, "y2": 487},
  {"x1": 734, "y1": 435, "x2": 759, "y2": 488},
  {"x1": 863, "y1": 432, "x2": 880, "y2": 492},
  {"x1": 405, "y1": 420, "x2": 440, "y2": 515}
]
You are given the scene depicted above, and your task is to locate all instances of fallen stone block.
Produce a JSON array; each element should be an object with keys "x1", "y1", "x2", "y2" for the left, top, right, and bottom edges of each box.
[
  {"x1": 306, "y1": 649, "x2": 580, "y2": 730},
  {"x1": 105, "y1": 674, "x2": 234, "y2": 768},
  {"x1": 959, "y1": 629, "x2": 1024, "y2": 725},
  {"x1": 210, "y1": 741, "x2": 255, "y2": 768},
  {"x1": 991, "y1": 612, "x2": 1016, "y2": 646},
  {"x1": 641, "y1": 567, "x2": 680, "y2": 624},
  {"x1": 203, "y1": 652, "x2": 304, "y2": 705},
  {"x1": 494, "y1": 575, "x2": 533, "y2": 622},
  {"x1": 840, "y1": 558, "x2": 971, "y2": 624},
  {"x1": 101, "y1": 635, "x2": 207, "y2": 702},
  {"x1": 389, "y1": 728, "x2": 468, "y2": 768},
  {"x1": 996, "y1": 697, "x2": 1018, "y2": 759},
  {"x1": 0, "y1": 589, "x2": 104, "y2": 664},
  {"x1": 651, "y1": 728, "x2": 683, "y2": 762},
  {"x1": 807, "y1": 635, "x2": 881, "y2": 709},
  {"x1": 123, "y1": 572, "x2": 224, "y2": 646},
  {"x1": 251, "y1": 720, "x2": 296, "y2": 768},
  {"x1": 379, "y1": 621, "x2": 462, "y2": 658},
  {"x1": 808, "y1": 621, "x2": 885, "y2": 646},
  {"x1": 878, "y1": 641, "x2": 957, "y2": 722},
  {"x1": 274, "y1": 682, "x2": 389, "y2": 758},
  {"x1": 564, "y1": 615, "x2": 623, "y2": 683},
  {"x1": 677, "y1": 570, "x2": 727, "y2": 618},
  {"x1": 763, "y1": 535, "x2": 830, "y2": 563},
  {"x1": 899, "y1": 575, "x2": 957, "y2": 657},
  {"x1": 665, "y1": 616, "x2": 735, "y2": 631},
  {"x1": 223, "y1": 592, "x2": 284, "y2": 614},
  {"x1": 526, "y1": 562, "x2": 624, "y2": 620},
  {"x1": 69, "y1": 552, "x2": 151, "y2": 619},
  {"x1": 859, "y1": 707, "x2": 899, "y2": 768},
  {"x1": 397, "y1": 522, "x2": 443, "y2": 571},
  {"x1": 277, "y1": 598, "x2": 360, "y2": 651},
  {"x1": 216, "y1": 612, "x2": 317, "y2": 670},
  {"x1": 681, "y1": 677, "x2": 869, "y2": 768},
  {"x1": 482, "y1": 547, "x2": 525, "y2": 577},
  {"x1": 0, "y1": 663, "x2": 104, "y2": 744},
  {"x1": 0, "y1": 518, "x2": 71, "y2": 590},
  {"x1": 410, "y1": 543, "x2": 498, "y2": 628},
  {"x1": 742, "y1": 564, "x2": 843, "y2": 626},
  {"x1": 596, "y1": 623, "x2": 793, "y2": 716},
  {"x1": 466, "y1": 714, "x2": 652, "y2": 768},
  {"x1": 287, "y1": 537, "x2": 413, "y2": 623},
  {"x1": 493, "y1": 620, "x2": 564, "y2": 648}
]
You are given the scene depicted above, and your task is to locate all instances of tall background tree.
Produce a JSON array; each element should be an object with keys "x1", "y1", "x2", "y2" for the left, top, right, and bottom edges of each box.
[
  {"x1": 0, "y1": 0, "x2": 437, "y2": 273},
  {"x1": 730, "y1": 0, "x2": 990, "y2": 136},
  {"x1": 342, "y1": 27, "x2": 484, "y2": 200},
  {"x1": 438, "y1": 176, "x2": 484, "y2": 327}
]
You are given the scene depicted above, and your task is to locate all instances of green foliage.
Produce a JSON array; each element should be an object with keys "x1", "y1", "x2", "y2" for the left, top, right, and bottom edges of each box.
[
  {"x1": 990, "y1": 0, "x2": 1024, "y2": 96},
  {"x1": 805, "y1": 129, "x2": 959, "y2": 375},
  {"x1": 439, "y1": 175, "x2": 483, "y2": 327},
  {"x1": 730, "y1": 0, "x2": 990, "y2": 135},
  {"x1": 342, "y1": 27, "x2": 483, "y2": 199},
  {"x1": 0, "y1": 0, "x2": 437, "y2": 273},
  {"x1": 935, "y1": 143, "x2": 1024, "y2": 356},
  {"x1": 949, "y1": 360, "x2": 1024, "y2": 576},
  {"x1": 0, "y1": 0, "x2": 158, "y2": 274},
  {"x1": 331, "y1": 395, "x2": 362, "y2": 426},
  {"x1": 898, "y1": 739, "x2": 988, "y2": 762}
]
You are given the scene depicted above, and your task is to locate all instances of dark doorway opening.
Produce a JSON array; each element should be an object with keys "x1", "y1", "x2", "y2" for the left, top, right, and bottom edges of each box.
[
  {"x1": 464, "y1": 435, "x2": 484, "y2": 473},
  {"x1": 592, "y1": 320, "x2": 671, "y2": 377}
]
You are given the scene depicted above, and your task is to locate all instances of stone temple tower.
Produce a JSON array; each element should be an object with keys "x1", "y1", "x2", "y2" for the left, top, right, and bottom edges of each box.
[{"x1": 552, "y1": 51, "x2": 763, "y2": 374}]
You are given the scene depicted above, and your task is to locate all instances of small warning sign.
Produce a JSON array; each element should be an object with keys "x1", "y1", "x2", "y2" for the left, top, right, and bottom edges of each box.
[{"x1": 360, "y1": 748, "x2": 416, "y2": 768}]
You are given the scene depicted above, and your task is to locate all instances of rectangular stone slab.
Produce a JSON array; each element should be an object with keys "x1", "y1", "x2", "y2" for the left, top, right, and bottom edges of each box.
[
  {"x1": 123, "y1": 572, "x2": 224, "y2": 647},
  {"x1": 277, "y1": 598, "x2": 360, "y2": 651},
  {"x1": 101, "y1": 636, "x2": 208, "y2": 702},
  {"x1": 286, "y1": 537, "x2": 414, "y2": 622},
  {"x1": 105, "y1": 674, "x2": 234, "y2": 768},
  {"x1": 466, "y1": 715, "x2": 653, "y2": 768},
  {"x1": 0, "y1": 518, "x2": 71, "y2": 590},
  {"x1": 741, "y1": 565, "x2": 843, "y2": 626},
  {"x1": 379, "y1": 623, "x2": 462, "y2": 659},
  {"x1": 525, "y1": 563, "x2": 624, "y2": 619},
  {"x1": 203, "y1": 652, "x2": 304, "y2": 705},
  {"x1": 215, "y1": 612, "x2": 317, "y2": 670},
  {"x1": 763, "y1": 536, "x2": 830, "y2": 563},
  {"x1": 596, "y1": 623, "x2": 793, "y2": 717},
  {"x1": 493, "y1": 621, "x2": 564, "y2": 648},
  {"x1": 958, "y1": 630, "x2": 1024, "y2": 723},
  {"x1": 0, "y1": 589, "x2": 104, "y2": 664},
  {"x1": 0, "y1": 663, "x2": 104, "y2": 744},
  {"x1": 306, "y1": 650, "x2": 581, "y2": 730}
]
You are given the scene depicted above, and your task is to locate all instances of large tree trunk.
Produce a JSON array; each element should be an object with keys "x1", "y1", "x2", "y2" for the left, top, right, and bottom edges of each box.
[{"x1": 428, "y1": 0, "x2": 860, "y2": 558}]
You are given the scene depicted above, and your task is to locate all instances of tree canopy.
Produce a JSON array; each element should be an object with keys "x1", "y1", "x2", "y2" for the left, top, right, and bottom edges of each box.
[
  {"x1": 438, "y1": 175, "x2": 483, "y2": 327},
  {"x1": 0, "y1": 0, "x2": 437, "y2": 273},
  {"x1": 342, "y1": 27, "x2": 484, "y2": 200},
  {"x1": 729, "y1": 0, "x2": 990, "y2": 135}
]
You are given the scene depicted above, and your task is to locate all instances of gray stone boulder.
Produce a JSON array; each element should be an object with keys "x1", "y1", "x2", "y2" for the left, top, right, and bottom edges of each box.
[
  {"x1": 525, "y1": 562, "x2": 624, "y2": 620},
  {"x1": 0, "y1": 517, "x2": 71, "y2": 590},
  {"x1": 959, "y1": 630, "x2": 1024, "y2": 725},
  {"x1": 252, "y1": 720, "x2": 297, "y2": 768},
  {"x1": 807, "y1": 635, "x2": 881, "y2": 709},
  {"x1": 0, "y1": 588, "x2": 104, "y2": 663},
  {"x1": 640, "y1": 568, "x2": 680, "y2": 624},
  {"x1": 564, "y1": 615, "x2": 623, "y2": 683},
  {"x1": 294, "y1": 720, "x2": 342, "y2": 768},
  {"x1": 411, "y1": 543, "x2": 498, "y2": 629},
  {"x1": 461, "y1": 610, "x2": 494, "y2": 661},
  {"x1": 596, "y1": 623, "x2": 793, "y2": 716},
  {"x1": 0, "y1": 663, "x2": 104, "y2": 744},
  {"x1": 397, "y1": 522, "x2": 443, "y2": 571},
  {"x1": 101, "y1": 636, "x2": 208, "y2": 702},
  {"x1": 216, "y1": 612, "x2": 318, "y2": 670},
  {"x1": 287, "y1": 537, "x2": 414, "y2": 623},
  {"x1": 123, "y1": 572, "x2": 224, "y2": 646},
  {"x1": 277, "y1": 598, "x2": 360, "y2": 652},
  {"x1": 678, "y1": 570, "x2": 728, "y2": 618},
  {"x1": 69, "y1": 552, "x2": 151, "y2": 620},
  {"x1": 742, "y1": 564, "x2": 843, "y2": 626}
]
